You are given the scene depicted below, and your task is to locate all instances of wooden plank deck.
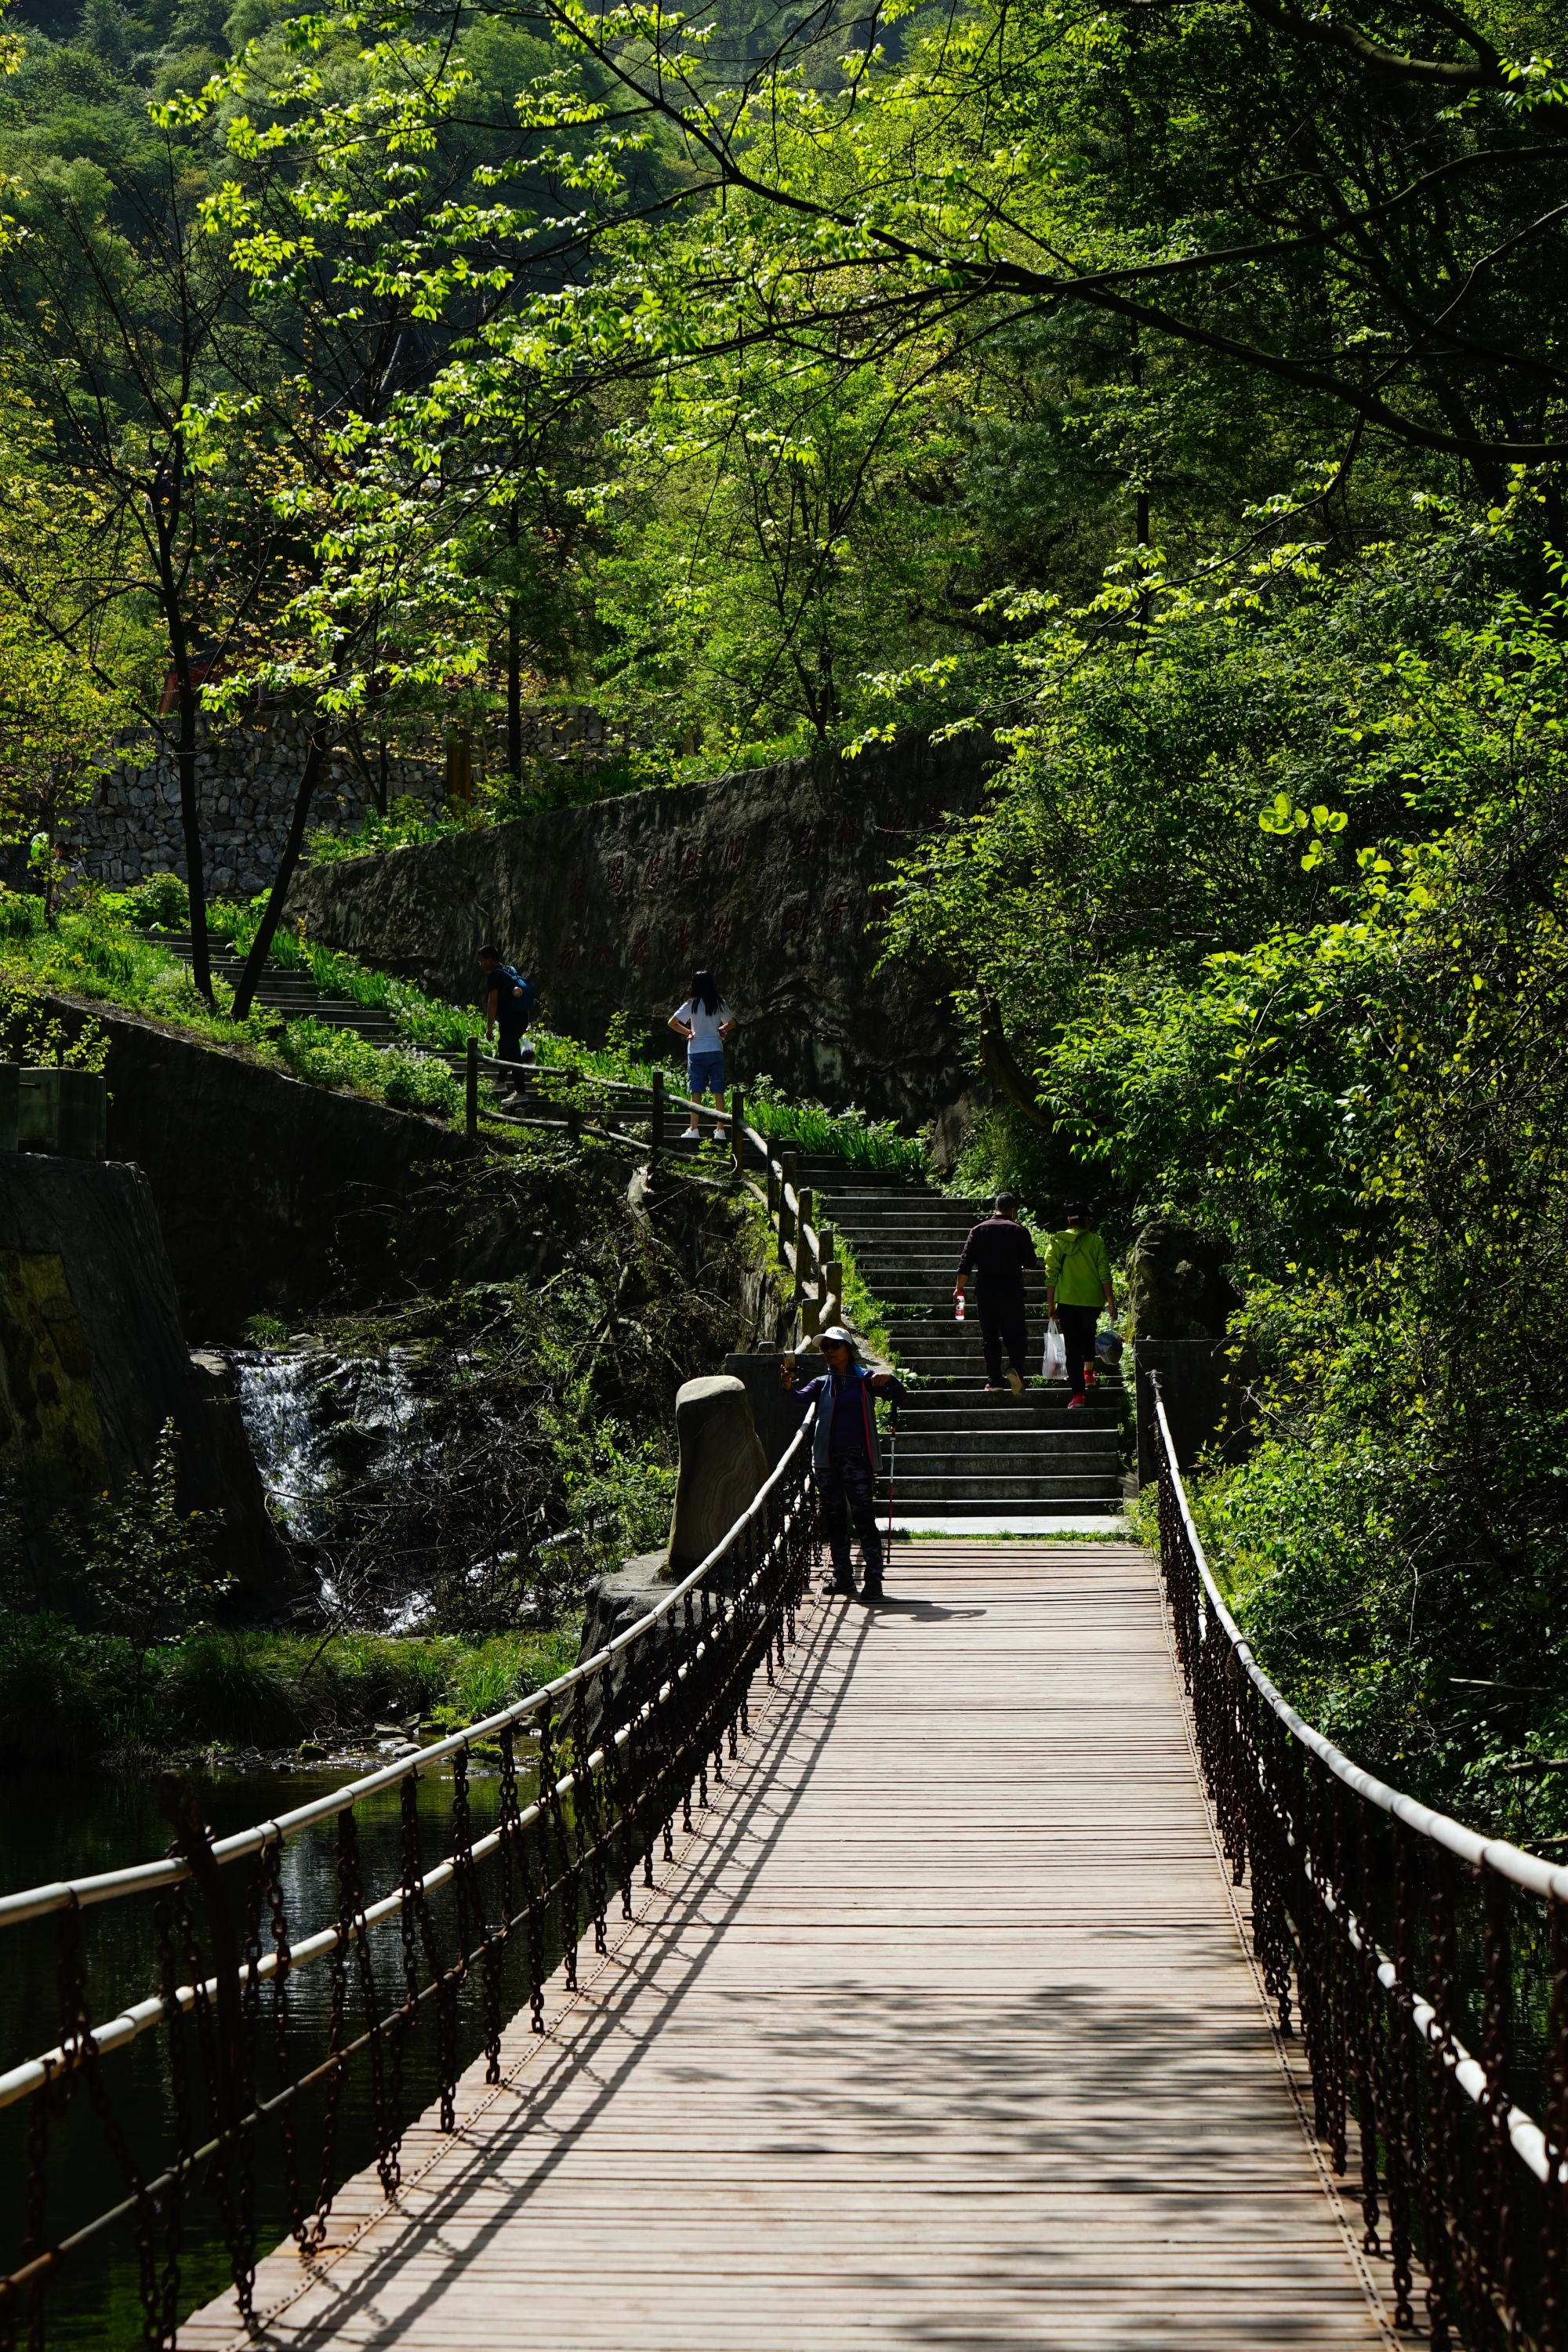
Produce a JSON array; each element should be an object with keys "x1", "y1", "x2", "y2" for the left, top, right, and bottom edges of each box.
[{"x1": 184, "y1": 1542, "x2": 1400, "y2": 2350}]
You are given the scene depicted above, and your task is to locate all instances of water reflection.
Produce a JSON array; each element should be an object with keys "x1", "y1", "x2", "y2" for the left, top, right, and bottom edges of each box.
[{"x1": 0, "y1": 1759, "x2": 565, "y2": 2350}]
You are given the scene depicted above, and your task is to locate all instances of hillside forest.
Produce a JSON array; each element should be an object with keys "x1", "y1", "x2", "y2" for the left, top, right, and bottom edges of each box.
[{"x1": 0, "y1": 0, "x2": 1566, "y2": 1823}]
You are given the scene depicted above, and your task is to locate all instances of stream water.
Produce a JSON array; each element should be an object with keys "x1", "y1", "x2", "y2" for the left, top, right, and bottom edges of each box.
[
  {"x1": 231, "y1": 1347, "x2": 427, "y2": 1550},
  {"x1": 0, "y1": 1347, "x2": 533, "y2": 2347},
  {"x1": 0, "y1": 1760, "x2": 575, "y2": 2349}
]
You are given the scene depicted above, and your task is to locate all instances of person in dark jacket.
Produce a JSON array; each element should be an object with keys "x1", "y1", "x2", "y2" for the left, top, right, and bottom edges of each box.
[
  {"x1": 783, "y1": 1327, "x2": 905, "y2": 1602},
  {"x1": 954, "y1": 1192, "x2": 1038, "y2": 1397},
  {"x1": 478, "y1": 945, "x2": 534, "y2": 1094}
]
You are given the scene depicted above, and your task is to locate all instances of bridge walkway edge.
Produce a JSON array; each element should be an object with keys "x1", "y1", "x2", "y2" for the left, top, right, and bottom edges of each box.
[{"x1": 183, "y1": 1542, "x2": 1403, "y2": 2351}]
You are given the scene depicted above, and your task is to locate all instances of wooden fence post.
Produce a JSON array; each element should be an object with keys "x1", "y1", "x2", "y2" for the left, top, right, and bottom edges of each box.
[
  {"x1": 729, "y1": 1086, "x2": 743, "y2": 1183},
  {"x1": 466, "y1": 1036, "x2": 478, "y2": 1139},
  {"x1": 651, "y1": 1068, "x2": 663, "y2": 1173},
  {"x1": 780, "y1": 1152, "x2": 797, "y2": 1250}
]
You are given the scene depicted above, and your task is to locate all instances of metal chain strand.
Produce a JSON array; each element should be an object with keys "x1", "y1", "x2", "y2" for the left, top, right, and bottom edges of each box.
[
  {"x1": 1542, "y1": 1896, "x2": 1568, "y2": 2352},
  {"x1": 0, "y1": 1425, "x2": 819, "y2": 2343},
  {"x1": 1141, "y1": 1381, "x2": 1568, "y2": 2345}
]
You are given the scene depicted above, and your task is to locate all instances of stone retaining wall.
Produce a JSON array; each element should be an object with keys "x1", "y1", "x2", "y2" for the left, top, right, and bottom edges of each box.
[
  {"x1": 286, "y1": 735, "x2": 998, "y2": 1123},
  {"x1": 60, "y1": 716, "x2": 445, "y2": 900}
]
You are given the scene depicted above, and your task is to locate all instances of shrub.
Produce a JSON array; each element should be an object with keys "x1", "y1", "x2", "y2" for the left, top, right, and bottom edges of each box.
[{"x1": 125, "y1": 871, "x2": 191, "y2": 931}]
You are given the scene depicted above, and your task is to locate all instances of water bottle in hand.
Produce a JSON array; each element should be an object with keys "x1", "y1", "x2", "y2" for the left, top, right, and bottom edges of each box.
[{"x1": 954, "y1": 1292, "x2": 965, "y2": 1322}]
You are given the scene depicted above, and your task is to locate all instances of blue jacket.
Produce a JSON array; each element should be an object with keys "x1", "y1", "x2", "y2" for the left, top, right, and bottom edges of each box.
[{"x1": 793, "y1": 1365, "x2": 904, "y2": 1476}]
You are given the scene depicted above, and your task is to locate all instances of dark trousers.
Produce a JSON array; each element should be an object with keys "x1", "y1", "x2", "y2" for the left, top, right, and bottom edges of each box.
[
  {"x1": 495, "y1": 1026, "x2": 527, "y2": 1085},
  {"x1": 976, "y1": 1275, "x2": 1029, "y2": 1384},
  {"x1": 1058, "y1": 1302, "x2": 1098, "y2": 1399},
  {"x1": 818, "y1": 1452, "x2": 883, "y2": 1580}
]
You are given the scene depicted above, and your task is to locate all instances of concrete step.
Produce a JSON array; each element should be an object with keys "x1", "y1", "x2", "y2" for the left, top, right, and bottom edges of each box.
[
  {"x1": 888, "y1": 1439, "x2": 1123, "y2": 1458},
  {"x1": 889, "y1": 1475, "x2": 1124, "y2": 1503}
]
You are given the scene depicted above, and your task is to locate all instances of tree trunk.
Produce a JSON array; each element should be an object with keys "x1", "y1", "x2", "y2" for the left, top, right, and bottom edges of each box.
[
  {"x1": 376, "y1": 735, "x2": 389, "y2": 818},
  {"x1": 231, "y1": 730, "x2": 328, "y2": 1022},
  {"x1": 176, "y1": 679, "x2": 212, "y2": 1005},
  {"x1": 507, "y1": 597, "x2": 522, "y2": 779}
]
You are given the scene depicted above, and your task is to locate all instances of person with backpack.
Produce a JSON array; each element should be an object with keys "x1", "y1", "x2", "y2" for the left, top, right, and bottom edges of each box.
[
  {"x1": 668, "y1": 967, "x2": 736, "y2": 1139},
  {"x1": 783, "y1": 1327, "x2": 905, "y2": 1602},
  {"x1": 1044, "y1": 1205, "x2": 1118, "y2": 1411},
  {"x1": 953, "y1": 1191, "x2": 1039, "y2": 1397},
  {"x1": 478, "y1": 944, "x2": 535, "y2": 1093}
]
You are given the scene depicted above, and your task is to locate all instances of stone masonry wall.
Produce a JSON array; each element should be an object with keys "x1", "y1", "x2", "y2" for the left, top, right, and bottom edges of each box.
[
  {"x1": 285, "y1": 735, "x2": 1000, "y2": 1123},
  {"x1": 60, "y1": 715, "x2": 445, "y2": 901}
]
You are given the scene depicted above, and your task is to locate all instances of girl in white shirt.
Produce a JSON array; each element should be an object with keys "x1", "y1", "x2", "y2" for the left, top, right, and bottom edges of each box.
[{"x1": 668, "y1": 969, "x2": 737, "y2": 1138}]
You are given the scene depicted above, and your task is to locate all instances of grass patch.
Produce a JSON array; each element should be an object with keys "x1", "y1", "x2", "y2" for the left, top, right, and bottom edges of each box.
[
  {"x1": 832, "y1": 1229, "x2": 901, "y2": 1368},
  {"x1": 4, "y1": 877, "x2": 934, "y2": 1178},
  {"x1": 0, "y1": 1612, "x2": 586, "y2": 1763}
]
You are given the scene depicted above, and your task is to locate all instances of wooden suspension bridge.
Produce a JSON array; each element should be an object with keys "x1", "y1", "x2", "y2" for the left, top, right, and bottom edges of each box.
[{"x1": 4, "y1": 1406, "x2": 1564, "y2": 2350}]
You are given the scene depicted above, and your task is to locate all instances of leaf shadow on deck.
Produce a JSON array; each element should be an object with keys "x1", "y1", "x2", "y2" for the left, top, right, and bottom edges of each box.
[{"x1": 221, "y1": 1565, "x2": 1392, "y2": 2352}]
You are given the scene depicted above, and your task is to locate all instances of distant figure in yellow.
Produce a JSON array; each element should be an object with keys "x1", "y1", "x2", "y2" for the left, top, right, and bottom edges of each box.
[{"x1": 1044, "y1": 1206, "x2": 1117, "y2": 1412}]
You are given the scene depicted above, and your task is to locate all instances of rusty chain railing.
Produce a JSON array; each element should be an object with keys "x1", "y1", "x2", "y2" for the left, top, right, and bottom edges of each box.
[
  {"x1": 0, "y1": 1421, "x2": 818, "y2": 2351},
  {"x1": 1152, "y1": 1384, "x2": 1568, "y2": 2349}
]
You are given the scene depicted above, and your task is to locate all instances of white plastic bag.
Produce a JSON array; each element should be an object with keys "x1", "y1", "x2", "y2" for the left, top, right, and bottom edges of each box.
[{"x1": 1042, "y1": 1319, "x2": 1066, "y2": 1381}]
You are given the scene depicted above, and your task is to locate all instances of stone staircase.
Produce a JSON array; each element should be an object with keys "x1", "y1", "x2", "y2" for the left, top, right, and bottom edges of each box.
[
  {"x1": 156, "y1": 933, "x2": 397, "y2": 1044},
  {"x1": 813, "y1": 1181, "x2": 1124, "y2": 1523}
]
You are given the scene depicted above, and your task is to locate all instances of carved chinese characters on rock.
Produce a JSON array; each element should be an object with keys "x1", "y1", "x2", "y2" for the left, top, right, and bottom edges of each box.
[
  {"x1": 607, "y1": 854, "x2": 626, "y2": 896},
  {"x1": 675, "y1": 918, "x2": 691, "y2": 960},
  {"x1": 828, "y1": 892, "x2": 848, "y2": 936},
  {"x1": 723, "y1": 835, "x2": 746, "y2": 872},
  {"x1": 557, "y1": 946, "x2": 578, "y2": 973},
  {"x1": 835, "y1": 817, "x2": 862, "y2": 850},
  {"x1": 644, "y1": 851, "x2": 661, "y2": 891},
  {"x1": 681, "y1": 847, "x2": 702, "y2": 880},
  {"x1": 712, "y1": 914, "x2": 733, "y2": 949},
  {"x1": 782, "y1": 906, "x2": 805, "y2": 935},
  {"x1": 630, "y1": 929, "x2": 651, "y2": 967},
  {"x1": 793, "y1": 823, "x2": 814, "y2": 859},
  {"x1": 568, "y1": 869, "x2": 587, "y2": 903}
]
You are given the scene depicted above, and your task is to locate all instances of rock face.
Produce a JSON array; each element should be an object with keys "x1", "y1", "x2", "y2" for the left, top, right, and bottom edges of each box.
[
  {"x1": 285, "y1": 735, "x2": 996, "y2": 1122},
  {"x1": 0, "y1": 1154, "x2": 299, "y2": 1606},
  {"x1": 42, "y1": 994, "x2": 531, "y2": 1336},
  {"x1": 1126, "y1": 1221, "x2": 1241, "y2": 1343},
  {"x1": 1127, "y1": 1219, "x2": 1252, "y2": 1487},
  {"x1": 724, "y1": 1351, "x2": 810, "y2": 1472},
  {"x1": 666, "y1": 1374, "x2": 770, "y2": 1577}
]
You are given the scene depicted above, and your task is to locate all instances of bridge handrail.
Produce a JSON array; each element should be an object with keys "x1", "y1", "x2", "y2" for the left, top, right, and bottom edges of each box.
[
  {"x1": 0, "y1": 1415, "x2": 820, "y2": 2339},
  {"x1": 1156, "y1": 1394, "x2": 1568, "y2": 1904},
  {"x1": 0, "y1": 1423, "x2": 814, "y2": 1935},
  {"x1": 1151, "y1": 1385, "x2": 1567, "y2": 2339}
]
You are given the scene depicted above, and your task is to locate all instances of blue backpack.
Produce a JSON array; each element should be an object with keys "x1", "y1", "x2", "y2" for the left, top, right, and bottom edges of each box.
[{"x1": 492, "y1": 964, "x2": 533, "y2": 1022}]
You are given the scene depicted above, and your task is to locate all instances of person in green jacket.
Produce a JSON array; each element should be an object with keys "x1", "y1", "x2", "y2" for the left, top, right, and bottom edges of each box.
[{"x1": 1044, "y1": 1205, "x2": 1118, "y2": 1411}]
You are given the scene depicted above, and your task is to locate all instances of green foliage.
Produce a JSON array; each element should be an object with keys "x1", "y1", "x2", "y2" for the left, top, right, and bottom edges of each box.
[
  {"x1": 303, "y1": 798, "x2": 467, "y2": 866},
  {"x1": 276, "y1": 1017, "x2": 462, "y2": 1119},
  {"x1": 54, "y1": 1417, "x2": 230, "y2": 1726},
  {"x1": 124, "y1": 870, "x2": 191, "y2": 930},
  {"x1": 743, "y1": 1077, "x2": 927, "y2": 1179},
  {"x1": 0, "y1": 1613, "x2": 583, "y2": 1759}
]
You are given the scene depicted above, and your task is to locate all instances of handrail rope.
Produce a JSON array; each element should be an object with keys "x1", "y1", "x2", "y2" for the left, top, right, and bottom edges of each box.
[
  {"x1": 1152, "y1": 1392, "x2": 1563, "y2": 2224},
  {"x1": 0, "y1": 1457, "x2": 822, "y2": 2113},
  {"x1": 1153, "y1": 1393, "x2": 1568, "y2": 1900},
  {"x1": 0, "y1": 1418, "x2": 815, "y2": 1933}
]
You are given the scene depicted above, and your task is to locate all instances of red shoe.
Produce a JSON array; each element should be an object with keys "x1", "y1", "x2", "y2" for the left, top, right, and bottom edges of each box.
[
  {"x1": 1067, "y1": 1394, "x2": 1087, "y2": 1411},
  {"x1": 1084, "y1": 1365, "x2": 1099, "y2": 1388}
]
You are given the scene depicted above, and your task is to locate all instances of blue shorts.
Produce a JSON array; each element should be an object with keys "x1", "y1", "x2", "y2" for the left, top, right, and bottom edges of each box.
[{"x1": 688, "y1": 1049, "x2": 725, "y2": 1096}]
